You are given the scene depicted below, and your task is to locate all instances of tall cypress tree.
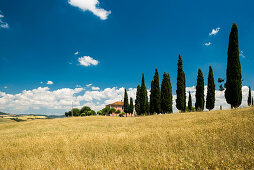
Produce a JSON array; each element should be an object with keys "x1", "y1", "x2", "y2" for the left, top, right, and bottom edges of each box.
[
  {"x1": 140, "y1": 74, "x2": 148, "y2": 115},
  {"x1": 206, "y1": 66, "x2": 215, "y2": 111},
  {"x1": 188, "y1": 91, "x2": 192, "y2": 111},
  {"x1": 252, "y1": 97, "x2": 254, "y2": 106},
  {"x1": 150, "y1": 80, "x2": 155, "y2": 114},
  {"x1": 195, "y1": 69, "x2": 205, "y2": 111},
  {"x1": 248, "y1": 86, "x2": 252, "y2": 106},
  {"x1": 123, "y1": 88, "x2": 129, "y2": 117},
  {"x1": 152, "y1": 68, "x2": 161, "y2": 113},
  {"x1": 176, "y1": 55, "x2": 186, "y2": 112},
  {"x1": 129, "y1": 97, "x2": 134, "y2": 116},
  {"x1": 225, "y1": 23, "x2": 242, "y2": 108},
  {"x1": 161, "y1": 72, "x2": 173, "y2": 114},
  {"x1": 135, "y1": 85, "x2": 141, "y2": 115}
]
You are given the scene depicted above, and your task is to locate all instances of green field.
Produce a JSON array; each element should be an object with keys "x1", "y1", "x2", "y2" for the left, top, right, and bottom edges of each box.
[{"x1": 0, "y1": 107, "x2": 254, "y2": 169}]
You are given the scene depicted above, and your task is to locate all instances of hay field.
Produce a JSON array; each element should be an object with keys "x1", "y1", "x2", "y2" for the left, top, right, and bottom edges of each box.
[{"x1": 0, "y1": 107, "x2": 254, "y2": 169}]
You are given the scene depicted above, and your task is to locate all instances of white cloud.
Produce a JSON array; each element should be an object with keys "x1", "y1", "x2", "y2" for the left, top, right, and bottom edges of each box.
[
  {"x1": 209, "y1": 27, "x2": 220, "y2": 36},
  {"x1": 240, "y1": 50, "x2": 245, "y2": 58},
  {"x1": 68, "y1": 0, "x2": 111, "y2": 20},
  {"x1": 86, "y1": 83, "x2": 93, "y2": 87},
  {"x1": 0, "y1": 86, "x2": 252, "y2": 115},
  {"x1": 204, "y1": 42, "x2": 211, "y2": 46},
  {"x1": 78, "y1": 56, "x2": 99, "y2": 67},
  {"x1": 47, "y1": 81, "x2": 54, "y2": 85},
  {"x1": 91, "y1": 86, "x2": 100, "y2": 90},
  {"x1": 4, "y1": 86, "x2": 7, "y2": 89},
  {"x1": 0, "y1": 12, "x2": 9, "y2": 29},
  {"x1": 40, "y1": 82, "x2": 43, "y2": 84},
  {"x1": 74, "y1": 51, "x2": 79, "y2": 55}
]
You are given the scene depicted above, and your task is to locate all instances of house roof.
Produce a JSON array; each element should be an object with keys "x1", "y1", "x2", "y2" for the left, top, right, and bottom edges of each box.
[{"x1": 107, "y1": 101, "x2": 124, "y2": 106}]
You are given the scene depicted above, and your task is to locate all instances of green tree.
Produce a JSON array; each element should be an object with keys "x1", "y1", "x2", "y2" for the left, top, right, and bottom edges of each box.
[
  {"x1": 102, "y1": 106, "x2": 110, "y2": 116},
  {"x1": 206, "y1": 66, "x2": 215, "y2": 111},
  {"x1": 188, "y1": 91, "x2": 192, "y2": 111},
  {"x1": 124, "y1": 88, "x2": 129, "y2": 117},
  {"x1": 115, "y1": 109, "x2": 121, "y2": 114},
  {"x1": 248, "y1": 86, "x2": 252, "y2": 106},
  {"x1": 80, "y1": 106, "x2": 91, "y2": 114},
  {"x1": 151, "y1": 68, "x2": 161, "y2": 113},
  {"x1": 161, "y1": 72, "x2": 173, "y2": 114},
  {"x1": 150, "y1": 80, "x2": 155, "y2": 114},
  {"x1": 195, "y1": 69, "x2": 205, "y2": 111},
  {"x1": 225, "y1": 23, "x2": 242, "y2": 108},
  {"x1": 129, "y1": 97, "x2": 134, "y2": 115},
  {"x1": 72, "y1": 108, "x2": 80, "y2": 116},
  {"x1": 252, "y1": 97, "x2": 254, "y2": 106},
  {"x1": 135, "y1": 85, "x2": 141, "y2": 115},
  {"x1": 140, "y1": 74, "x2": 148, "y2": 115},
  {"x1": 176, "y1": 55, "x2": 186, "y2": 112},
  {"x1": 109, "y1": 108, "x2": 116, "y2": 114}
]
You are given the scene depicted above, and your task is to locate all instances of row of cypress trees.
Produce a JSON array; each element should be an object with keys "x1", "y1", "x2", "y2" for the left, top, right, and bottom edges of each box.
[{"x1": 134, "y1": 23, "x2": 244, "y2": 115}]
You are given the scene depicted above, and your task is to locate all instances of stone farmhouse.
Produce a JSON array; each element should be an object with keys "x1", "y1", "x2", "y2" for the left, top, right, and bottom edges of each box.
[{"x1": 107, "y1": 101, "x2": 136, "y2": 117}]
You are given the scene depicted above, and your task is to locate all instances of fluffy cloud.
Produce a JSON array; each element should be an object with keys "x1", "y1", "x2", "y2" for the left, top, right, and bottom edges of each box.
[
  {"x1": 91, "y1": 86, "x2": 100, "y2": 90},
  {"x1": 47, "y1": 81, "x2": 54, "y2": 85},
  {"x1": 204, "y1": 42, "x2": 211, "y2": 46},
  {"x1": 78, "y1": 56, "x2": 99, "y2": 66},
  {"x1": 0, "y1": 12, "x2": 9, "y2": 29},
  {"x1": 86, "y1": 83, "x2": 93, "y2": 87},
  {"x1": 209, "y1": 27, "x2": 220, "y2": 36},
  {"x1": 68, "y1": 0, "x2": 111, "y2": 20},
  {"x1": 74, "y1": 51, "x2": 79, "y2": 55},
  {"x1": 0, "y1": 86, "x2": 252, "y2": 115}
]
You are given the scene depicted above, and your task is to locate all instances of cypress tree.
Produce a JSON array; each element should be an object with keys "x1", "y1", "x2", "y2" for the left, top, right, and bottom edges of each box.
[
  {"x1": 188, "y1": 91, "x2": 192, "y2": 111},
  {"x1": 123, "y1": 88, "x2": 129, "y2": 117},
  {"x1": 150, "y1": 80, "x2": 155, "y2": 114},
  {"x1": 206, "y1": 66, "x2": 215, "y2": 111},
  {"x1": 248, "y1": 86, "x2": 252, "y2": 106},
  {"x1": 252, "y1": 97, "x2": 254, "y2": 106},
  {"x1": 195, "y1": 69, "x2": 205, "y2": 111},
  {"x1": 140, "y1": 74, "x2": 148, "y2": 115},
  {"x1": 152, "y1": 68, "x2": 161, "y2": 113},
  {"x1": 161, "y1": 72, "x2": 173, "y2": 113},
  {"x1": 176, "y1": 55, "x2": 186, "y2": 112},
  {"x1": 135, "y1": 85, "x2": 141, "y2": 115},
  {"x1": 129, "y1": 97, "x2": 134, "y2": 116},
  {"x1": 225, "y1": 23, "x2": 242, "y2": 108}
]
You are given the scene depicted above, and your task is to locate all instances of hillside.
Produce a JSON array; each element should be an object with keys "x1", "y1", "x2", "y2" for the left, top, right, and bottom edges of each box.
[{"x1": 0, "y1": 107, "x2": 254, "y2": 169}]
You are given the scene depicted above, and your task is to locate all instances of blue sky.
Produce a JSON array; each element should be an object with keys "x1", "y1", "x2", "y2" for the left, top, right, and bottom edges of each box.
[{"x1": 0, "y1": 0, "x2": 253, "y2": 114}]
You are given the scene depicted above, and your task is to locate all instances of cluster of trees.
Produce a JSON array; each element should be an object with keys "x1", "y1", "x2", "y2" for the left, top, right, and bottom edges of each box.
[
  {"x1": 97, "y1": 106, "x2": 122, "y2": 116},
  {"x1": 65, "y1": 106, "x2": 96, "y2": 117},
  {"x1": 135, "y1": 59, "x2": 215, "y2": 115},
  {"x1": 134, "y1": 23, "x2": 245, "y2": 115}
]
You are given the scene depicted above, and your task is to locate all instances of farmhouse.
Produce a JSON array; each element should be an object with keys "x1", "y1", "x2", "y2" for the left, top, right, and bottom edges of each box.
[{"x1": 107, "y1": 101, "x2": 136, "y2": 117}]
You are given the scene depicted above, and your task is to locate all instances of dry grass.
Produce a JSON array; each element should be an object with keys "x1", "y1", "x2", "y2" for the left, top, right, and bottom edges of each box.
[{"x1": 0, "y1": 107, "x2": 254, "y2": 169}]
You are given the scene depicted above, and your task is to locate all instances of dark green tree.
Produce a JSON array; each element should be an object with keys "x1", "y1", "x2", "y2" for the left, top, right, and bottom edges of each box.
[
  {"x1": 206, "y1": 66, "x2": 215, "y2": 111},
  {"x1": 150, "y1": 68, "x2": 161, "y2": 113},
  {"x1": 140, "y1": 74, "x2": 148, "y2": 115},
  {"x1": 195, "y1": 69, "x2": 205, "y2": 111},
  {"x1": 161, "y1": 72, "x2": 173, "y2": 113},
  {"x1": 252, "y1": 97, "x2": 254, "y2": 106},
  {"x1": 225, "y1": 23, "x2": 242, "y2": 108},
  {"x1": 124, "y1": 88, "x2": 129, "y2": 117},
  {"x1": 72, "y1": 108, "x2": 80, "y2": 116},
  {"x1": 248, "y1": 86, "x2": 252, "y2": 106},
  {"x1": 129, "y1": 97, "x2": 134, "y2": 115},
  {"x1": 80, "y1": 106, "x2": 91, "y2": 114},
  {"x1": 135, "y1": 85, "x2": 141, "y2": 115},
  {"x1": 176, "y1": 55, "x2": 186, "y2": 112},
  {"x1": 188, "y1": 91, "x2": 192, "y2": 111},
  {"x1": 150, "y1": 80, "x2": 155, "y2": 114}
]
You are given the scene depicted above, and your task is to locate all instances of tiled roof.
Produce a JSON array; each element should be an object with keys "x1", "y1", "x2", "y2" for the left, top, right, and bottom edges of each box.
[{"x1": 107, "y1": 101, "x2": 124, "y2": 106}]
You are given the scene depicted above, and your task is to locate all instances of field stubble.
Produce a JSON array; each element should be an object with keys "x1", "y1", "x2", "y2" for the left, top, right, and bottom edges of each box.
[{"x1": 0, "y1": 107, "x2": 254, "y2": 169}]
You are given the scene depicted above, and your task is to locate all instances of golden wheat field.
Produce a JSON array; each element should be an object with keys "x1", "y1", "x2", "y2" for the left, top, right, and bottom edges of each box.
[{"x1": 0, "y1": 107, "x2": 254, "y2": 169}]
